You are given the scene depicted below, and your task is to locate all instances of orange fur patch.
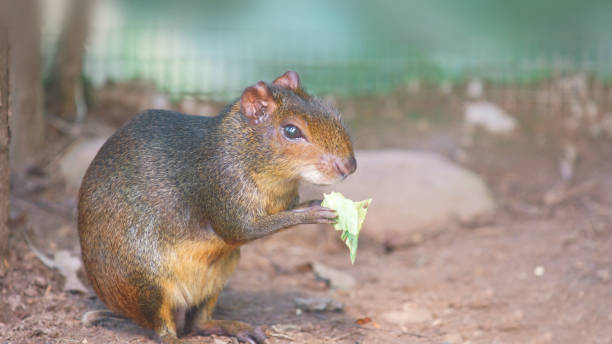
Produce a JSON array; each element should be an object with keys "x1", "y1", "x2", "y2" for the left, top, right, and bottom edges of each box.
[{"x1": 161, "y1": 237, "x2": 240, "y2": 311}]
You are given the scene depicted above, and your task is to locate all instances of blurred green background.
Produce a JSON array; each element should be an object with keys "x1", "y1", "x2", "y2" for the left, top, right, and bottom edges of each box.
[{"x1": 43, "y1": 0, "x2": 612, "y2": 100}]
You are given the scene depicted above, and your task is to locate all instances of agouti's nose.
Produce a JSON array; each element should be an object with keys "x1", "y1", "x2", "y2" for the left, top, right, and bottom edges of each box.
[{"x1": 334, "y1": 156, "x2": 357, "y2": 177}]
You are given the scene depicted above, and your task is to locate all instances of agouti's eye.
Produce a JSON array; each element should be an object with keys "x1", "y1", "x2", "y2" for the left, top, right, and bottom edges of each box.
[{"x1": 282, "y1": 124, "x2": 303, "y2": 140}]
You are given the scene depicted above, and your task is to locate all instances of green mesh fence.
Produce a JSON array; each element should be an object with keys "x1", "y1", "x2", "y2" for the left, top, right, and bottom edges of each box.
[{"x1": 45, "y1": 0, "x2": 612, "y2": 100}]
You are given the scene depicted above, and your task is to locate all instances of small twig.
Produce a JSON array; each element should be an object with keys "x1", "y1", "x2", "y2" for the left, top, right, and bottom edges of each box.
[
  {"x1": 25, "y1": 234, "x2": 56, "y2": 269},
  {"x1": 402, "y1": 331, "x2": 426, "y2": 338},
  {"x1": 46, "y1": 113, "x2": 83, "y2": 137},
  {"x1": 502, "y1": 198, "x2": 542, "y2": 217},
  {"x1": 543, "y1": 179, "x2": 597, "y2": 206},
  {"x1": 267, "y1": 331, "x2": 295, "y2": 341},
  {"x1": 11, "y1": 195, "x2": 75, "y2": 218},
  {"x1": 588, "y1": 201, "x2": 612, "y2": 219},
  {"x1": 43, "y1": 135, "x2": 82, "y2": 170},
  {"x1": 330, "y1": 330, "x2": 361, "y2": 342}
]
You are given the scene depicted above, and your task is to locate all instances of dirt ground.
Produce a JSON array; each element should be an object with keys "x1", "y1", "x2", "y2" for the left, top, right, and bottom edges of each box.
[{"x1": 1, "y1": 79, "x2": 612, "y2": 343}]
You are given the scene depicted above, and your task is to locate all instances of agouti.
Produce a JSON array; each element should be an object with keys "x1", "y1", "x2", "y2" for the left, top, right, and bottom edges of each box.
[{"x1": 78, "y1": 71, "x2": 356, "y2": 344}]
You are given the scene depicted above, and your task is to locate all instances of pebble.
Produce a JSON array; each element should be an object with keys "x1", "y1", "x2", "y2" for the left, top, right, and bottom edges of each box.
[
  {"x1": 534, "y1": 266, "x2": 545, "y2": 277},
  {"x1": 293, "y1": 296, "x2": 343, "y2": 312},
  {"x1": 33, "y1": 276, "x2": 47, "y2": 288},
  {"x1": 596, "y1": 269, "x2": 610, "y2": 281},
  {"x1": 465, "y1": 101, "x2": 517, "y2": 134},
  {"x1": 311, "y1": 262, "x2": 356, "y2": 290}
]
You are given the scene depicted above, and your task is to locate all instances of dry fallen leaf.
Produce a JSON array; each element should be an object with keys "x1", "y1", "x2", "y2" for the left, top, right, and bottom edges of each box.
[
  {"x1": 355, "y1": 317, "x2": 372, "y2": 325},
  {"x1": 356, "y1": 317, "x2": 381, "y2": 328},
  {"x1": 29, "y1": 243, "x2": 88, "y2": 293}
]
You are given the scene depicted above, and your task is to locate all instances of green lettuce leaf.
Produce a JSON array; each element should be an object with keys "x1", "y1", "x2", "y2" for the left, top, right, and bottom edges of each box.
[{"x1": 321, "y1": 192, "x2": 371, "y2": 264}]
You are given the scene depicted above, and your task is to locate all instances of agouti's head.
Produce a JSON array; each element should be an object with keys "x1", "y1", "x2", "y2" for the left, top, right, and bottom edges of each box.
[{"x1": 240, "y1": 71, "x2": 356, "y2": 185}]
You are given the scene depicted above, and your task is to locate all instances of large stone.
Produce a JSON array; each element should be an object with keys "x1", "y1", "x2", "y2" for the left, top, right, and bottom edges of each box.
[
  {"x1": 300, "y1": 150, "x2": 495, "y2": 246},
  {"x1": 58, "y1": 137, "x2": 107, "y2": 191},
  {"x1": 465, "y1": 101, "x2": 517, "y2": 134}
]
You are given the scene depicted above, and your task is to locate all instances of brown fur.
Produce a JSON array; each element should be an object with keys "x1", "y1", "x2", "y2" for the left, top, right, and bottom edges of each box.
[{"x1": 78, "y1": 71, "x2": 355, "y2": 343}]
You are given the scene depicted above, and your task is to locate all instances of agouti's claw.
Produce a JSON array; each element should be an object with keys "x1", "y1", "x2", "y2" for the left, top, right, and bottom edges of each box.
[
  {"x1": 236, "y1": 326, "x2": 266, "y2": 344},
  {"x1": 309, "y1": 199, "x2": 323, "y2": 207}
]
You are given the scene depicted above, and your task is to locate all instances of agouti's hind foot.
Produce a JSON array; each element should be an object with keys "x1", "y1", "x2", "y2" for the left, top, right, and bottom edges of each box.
[
  {"x1": 159, "y1": 333, "x2": 183, "y2": 344},
  {"x1": 194, "y1": 320, "x2": 267, "y2": 344}
]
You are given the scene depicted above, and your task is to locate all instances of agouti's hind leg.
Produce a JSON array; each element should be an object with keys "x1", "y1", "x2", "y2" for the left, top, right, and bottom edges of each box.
[
  {"x1": 156, "y1": 299, "x2": 182, "y2": 344},
  {"x1": 191, "y1": 292, "x2": 267, "y2": 344}
]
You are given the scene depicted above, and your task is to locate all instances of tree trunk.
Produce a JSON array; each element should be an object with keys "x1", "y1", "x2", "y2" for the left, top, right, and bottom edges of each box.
[
  {"x1": 0, "y1": 22, "x2": 10, "y2": 259},
  {"x1": 9, "y1": 0, "x2": 46, "y2": 171},
  {"x1": 45, "y1": 0, "x2": 91, "y2": 122}
]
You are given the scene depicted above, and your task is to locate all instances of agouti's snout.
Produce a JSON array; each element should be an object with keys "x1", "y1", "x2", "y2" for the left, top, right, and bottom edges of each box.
[{"x1": 333, "y1": 155, "x2": 357, "y2": 178}]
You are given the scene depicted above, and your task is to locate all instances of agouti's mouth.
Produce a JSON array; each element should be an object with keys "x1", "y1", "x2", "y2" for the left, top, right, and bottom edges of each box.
[{"x1": 299, "y1": 165, "x2": 337, "y2": 185}]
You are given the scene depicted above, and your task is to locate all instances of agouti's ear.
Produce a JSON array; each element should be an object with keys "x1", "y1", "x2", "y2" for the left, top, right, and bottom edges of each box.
[
  {"x1": 240, "y1": 81, "x2": 276, "y2": 124},
  {"x1": 273, "y1": 71, "x2": 301, "y2": 92}
]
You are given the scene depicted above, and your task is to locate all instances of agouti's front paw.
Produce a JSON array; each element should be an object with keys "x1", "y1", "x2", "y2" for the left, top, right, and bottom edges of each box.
[{"x1": 293, "y1": 205, "x2": 337, "y2": 224}]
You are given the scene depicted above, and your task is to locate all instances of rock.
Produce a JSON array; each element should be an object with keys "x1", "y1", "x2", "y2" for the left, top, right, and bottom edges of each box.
[
  {"x1": 465, "y1": 101, "x2": 517, "y2": 134},
  {"x1": 58, "y1": 137, "x2": 108, "y2": 191},
  {"x1": 293, "y1": 296, "x2": 343, "y2": 312},
  {"x1": 534, "y1": 266, "x2": 545, "y2": 277},
  {"x1": 312, "y1": 262, "x2": 356, "y2": 290},
  {"x1": 380, "y1": 303, "x2": 432, "y2": 325},
  {"x1": 301, "y1": 150, "x2": 495, "y2": 246},
  {"x1": 466, "y1": 78, "x2": 483, "y2": 98}
]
